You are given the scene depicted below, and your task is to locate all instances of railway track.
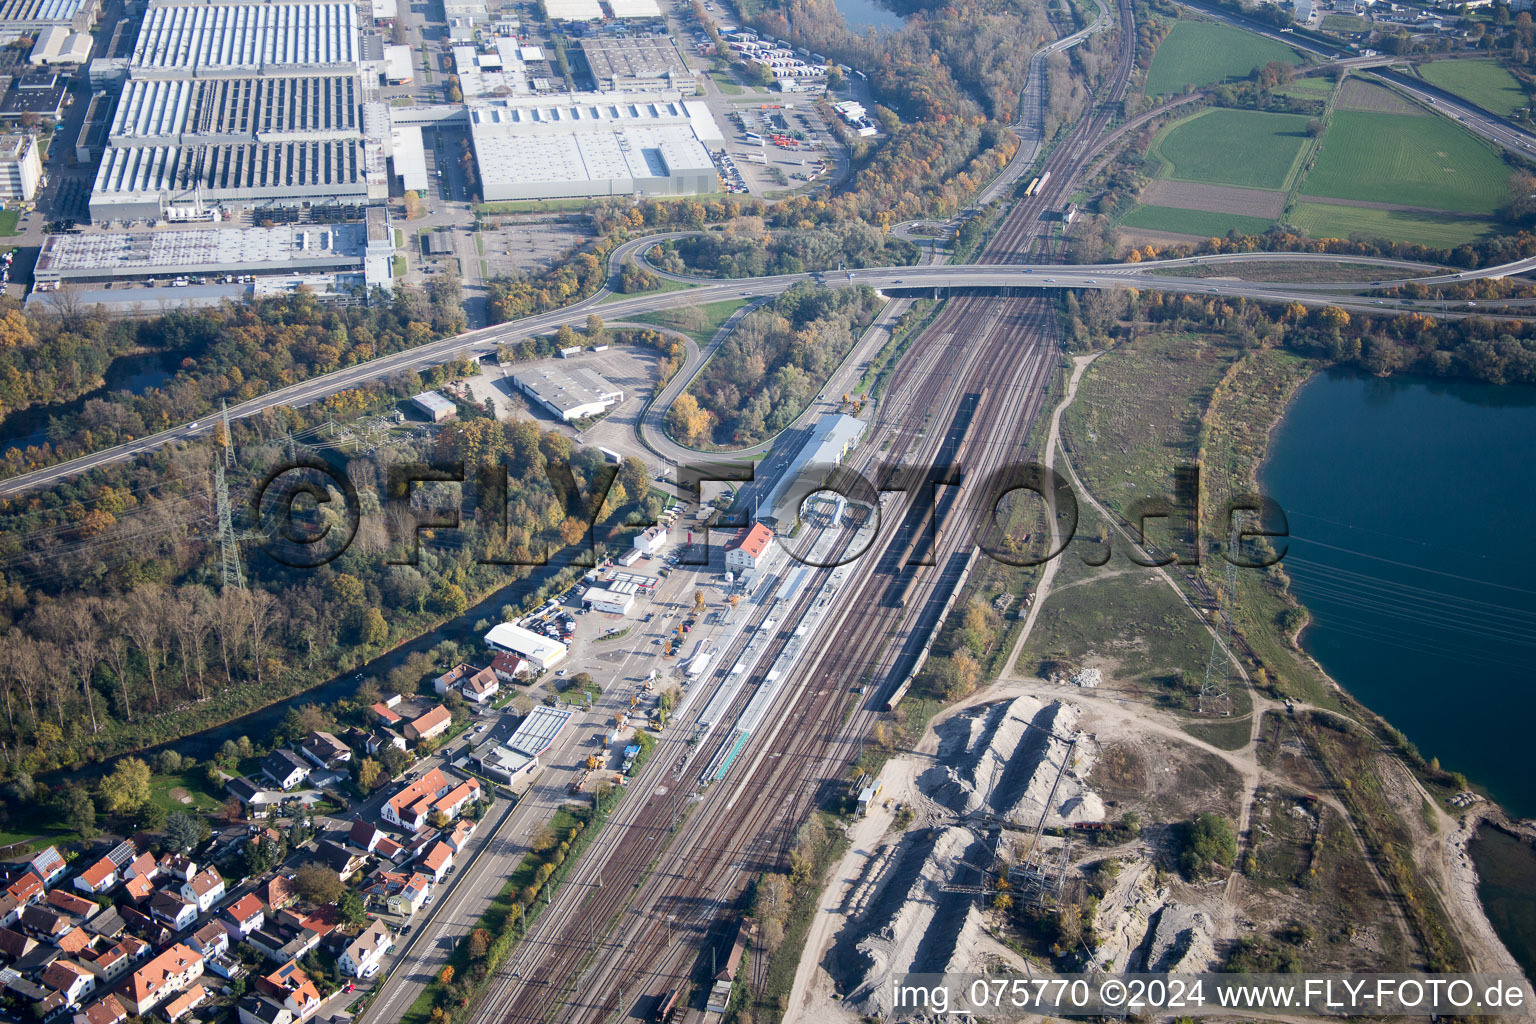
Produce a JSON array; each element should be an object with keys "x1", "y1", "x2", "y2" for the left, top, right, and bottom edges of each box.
[{"x1": 472, "y1": 5, "x2": 1140, "y2": 1020}]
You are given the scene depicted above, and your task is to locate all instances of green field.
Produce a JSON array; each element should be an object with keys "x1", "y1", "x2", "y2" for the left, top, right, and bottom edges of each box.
[
  {"x1": 1287, "y1": 201, "x2": 1499, "y2": 247},
  {"x1": 1321, "y1": 13, "x2": 1370, "y2": 32},
  {"x1": 1121, "y1": 204, "x2": 1277, "y2": 238},
  {"x1": 0, "y1": 210, "x2": 19, "y2": 236},
  {"x1": 1418, "y1": 58, "x2": 1528, "y2": 118},
  {"x1": 1151, "y1": 108, "x2": 1313, "y2": 189},
  {"x1": 1144, "y1": 20, "x2": 1304, "y2": 97},
  {"x1": 1303, "y1": 110, "x2": 1512, "y2": 214}
]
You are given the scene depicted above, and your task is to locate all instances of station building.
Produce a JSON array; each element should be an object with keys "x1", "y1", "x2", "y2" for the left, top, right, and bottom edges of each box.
[{"x1": 759, "y1": 413, "x2": 868, "y2": 527}]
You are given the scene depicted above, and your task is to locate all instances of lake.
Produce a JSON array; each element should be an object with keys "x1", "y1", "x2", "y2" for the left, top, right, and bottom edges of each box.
[
  {"x1": 1470, "y1": 827, "x2": 1536, "y2": 982},
  {"x1": 1261, "y1": 369, "x2": 1536, "y2": 817},
  {"x1": 833, "y1": 0, "x2": 905, "y2": 32}
]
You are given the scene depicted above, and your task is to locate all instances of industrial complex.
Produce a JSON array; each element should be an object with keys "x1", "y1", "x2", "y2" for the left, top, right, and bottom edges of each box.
[{"x1": 509, "y1": 362, "x2": 624, "y2": 421}]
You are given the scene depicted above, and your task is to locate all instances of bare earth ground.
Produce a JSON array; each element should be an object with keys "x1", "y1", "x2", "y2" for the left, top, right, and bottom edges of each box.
[
  {"x1": 1140, "y1": 180, "x2": 1289, "y2": 218},
  {"x1": 1116, "y1": 226, "x2": 1209, "y2": 252}
]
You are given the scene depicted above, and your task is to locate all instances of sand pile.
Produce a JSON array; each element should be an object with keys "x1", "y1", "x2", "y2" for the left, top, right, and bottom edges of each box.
[
  {"x1": 829, "y1": 826, "x2": 990, "y2": 1017},
  {"x1": 1143, "y1": 902, "x2": 1218, "y2": 973},
  {"x1": 920, "y1": 696, "x2": 1104, "y2": 827}
]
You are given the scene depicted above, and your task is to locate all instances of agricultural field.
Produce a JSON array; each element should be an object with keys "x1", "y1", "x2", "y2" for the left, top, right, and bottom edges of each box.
[
  {"x1": 1287, "y1": 202, "x2": 1501, "y2": 247},
  {"x1": 1144, "y1": 20, "x2": 1305, "y2": 97},
  {"x1": 1302, "y1": 110, "x2": 1513, "y2": 214},
  {"x1": 1149, "y1": 108, "x2": 1314, "y2": 190},
  {"x1": 1120, "y1": 204, "x2": 1277, "y2": 239},
  {"x1": 1418, "y1": 58, "x2": 1529, "y2": 118}
]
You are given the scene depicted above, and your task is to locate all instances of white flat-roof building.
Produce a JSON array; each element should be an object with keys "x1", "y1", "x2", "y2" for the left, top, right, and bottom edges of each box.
[
  {"x1": 0, "y1": 0, "x2": 98, "y2": 45},
  {"x1": 473, "y1": 705, "x2": 573, "y2": 784},
  {"x1": 632, "y1": 525, "x2": 668, "y2": 555},
  {"x1": 484, "y1": 622, "x2": 568, "y2": 670},
  {"x1": 761, "y1": 413, "x2": 868, "y2": 527},
  {"x1": 392, "y1": 124, "x2": 428, "y2": 191},
  {"x1": 0, "y1": 134, "x2": 41, "y2": 200},
  {"x1": 583, "y1": 584, "x2": 634, "y2": 615},
  {"x1": 542, "y1": 0, "x2": 601, "y2": 20},
  {"x1": 129, "y1": 2, "x2": 361, "y2": 77},
  {"x1": 371, "y1": 0, "x2": 396, "y2": 18},
  {"x1": 468, "y1": 92, "x2": 721, "y2": 202},
  {"x1": 383, "y1": 43, "x2": 413, "y2": 83},
  {"x1": 510, "y1": 364, "x2": 623, "y2": 422},
  {"x1": 33, "y1": 223, "x2": 368, "y2": 284},
  {"x1": 607, "y1": 0, "x2": 661, "y2": 15}
]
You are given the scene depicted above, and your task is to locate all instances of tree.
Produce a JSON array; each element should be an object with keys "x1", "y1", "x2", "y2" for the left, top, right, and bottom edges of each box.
[
  {"x1": 338, "y1": 891, "x2": 366, "y2": 927},
  {"x1": 361, "y1": 608, "x2": 389, "y2": 648},
  {"x1": 100, "y1": 757, "x2": 152, "y2": 815},
  {"x1": 163, "y1": 811, "x2": 203, "y2": 852},
  {"x1": 61, "y1": 788, "x2": 97, "y2": 839},
  {"x1": 1179, "y1": 812, "x2": 1237, "y2": 877},
  {"x1": 293, "y1": 862, "x2": 345, "y2": 905},
  {"x1": 356, "y1": 758, "x2": 382, "y2": 792}
]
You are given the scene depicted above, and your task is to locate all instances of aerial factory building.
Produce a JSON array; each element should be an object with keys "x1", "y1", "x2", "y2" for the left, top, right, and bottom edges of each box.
[
  {"x1": 509, "y1": 364, "x2": 623, "y2": 422},
  {"x1": 468, "y1": 91, "x2": 722, "y2": 202}
]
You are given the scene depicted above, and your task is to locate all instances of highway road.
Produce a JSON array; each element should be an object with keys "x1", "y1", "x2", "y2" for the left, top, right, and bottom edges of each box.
[{"x1": 6, "y1": 238, "x2": 1531, "y2": 498}]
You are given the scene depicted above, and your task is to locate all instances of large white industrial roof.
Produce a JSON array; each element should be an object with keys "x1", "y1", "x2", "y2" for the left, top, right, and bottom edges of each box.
[
  {"x1": 607, "y1": 0, "x2": 661, "y2": 16},
  {"x1": 391, "y1": 124, "x2": 427, "y2": 191},
  {"x1": 542, "y1": 0, "x2": 601, "y2": 19},
  {"x1": 0, "y1": 0, "x2": 85, "y2": 25},
  {"x1": 34, "y1": 224, "x2": 365, "y2": 279},
  {"x1": 484, "y1": 622, "x2": 568, "y2": 662},
  {"x1": 130, "y1": 2, "x2": 360, "y2": 73}
]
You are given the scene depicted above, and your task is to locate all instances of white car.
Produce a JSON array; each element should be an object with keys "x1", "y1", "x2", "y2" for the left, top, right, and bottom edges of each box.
[{"x1": 361, "y1": 964, "x2": 380, "y2": 980}]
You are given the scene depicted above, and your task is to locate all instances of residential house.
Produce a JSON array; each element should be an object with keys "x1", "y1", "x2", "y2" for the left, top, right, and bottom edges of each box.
[
  {"x1": 237, "y1": 995, "x2": 293, "y2": 1024},
  {"x1": 221, "y1": 895, "x2": 265, "y2": 941},
  {"x1": 19, "y1": 904, "x2": 69, "y2": 941},
  {"x1": 159, "y1": 983, "x2": 207, "y2": 1023},
  {"x1": 336, "y1": 920, "x2": 390, "y2": 978},
  {"x1": 433, "y1": 664, "x2": 472, "y2": 696},
  {"x1": 382, "y1": 768, "x2": 460, "y2": 830},
  {"x1": 299, "y1": 732, "x2": 351, "y2": 770},
  {"x1": 404, "y1": 705, "x2": 452, "y2": 744},
  {"x1": 73, "y1": 858, "x2": 117, "y2": 897},
  {"x1": 314, "y1": 841, "x2": 366, "y2": 883},
  {"x1": 7, "y1": 871, "x2": 44, "y2": 907},
  {"x1": 0, "y1": 892, "x2": 21, "y2": 927},
  {"x1": 40, "y1": 960, "x2": 94, "y2": 1005},
  {"x1": 461, "y1": 667, "x2": 499, "y2": 704},
  {"x1": 187, "y1": 921, "x2": 228, "y2": 959},
  {"x1": 77, "y1": 936, "x2": 148, "y2": 987},
  {"x1": 373, "y1": 835, "x2": 405, "y2": 862},
  {"x1": 387, "y1": 874, "x2": 430, "y2": 917},
  {"x1": 420, "y1": 842, "x2": 453, "y2": 883},
  {"x1": 245, "y1": 922, "x2": 319, "y2": 965},
  {"x1": 79, "y1": 994, "x2": 128, "y2": 1024},
  {"x1": 57, "y1": 928, "x2": 91, "y2": 956},
  {"x1": 365, "y1": 730, "x2": 405, "y2": 755},
  {"x1": 119, "y1": 943, "x2": 202, "y2": 1016},
  {"x1": 260, "y1": 750, "x2": 311, "y2": 792},
  {"x1": 225, "y1": 778, "x2": 283, "y2": 807},
  {"x1": 179, "y1": 869, "x2": 225, "y2": 914},
  {"x1": 121, "y1": 854, "x2": 157, "y2": 885},
  {"x1": 147, "y1": 892, "x2": 196, "y2": 932},
  {"x1": 260, "y1": 877, "x2": 297, "y2": 912},
  {"x1": 447, "y1": 818, "x2": 477, "y2": 854},
  {"x1": 435, "y1": 780, "x2": 480, "y2": 822},
  {"x1": 489, "y1": 651, "x2": 529, "y2": 683},
  {"x1": 82, "y1": 908, "x2": 125, "y2": 941},
  {"x1": 346, "y1": 820, "x2": 383, "y2": 854},
  {"x1": 256, "y1": 961, "x2": 320, "y2": 1022},
  {"x1": 45, "y1": 891, "x2": 97, "y2": 922},
  {"x1": 369, "y1": 701, "x2": 403, "y2": 727},
  {"x1": 122, "y1": 877, "x2": 153, "y2": 904},
  {"x1": 162, "y1": 856, "x2": 196, "y2": 884},
  {"x1": 0, "y1": 925, "x2": 34, "y2": 959},
  {"x1": 25, "y1": 847, "x2": 67, "y2": 887}
]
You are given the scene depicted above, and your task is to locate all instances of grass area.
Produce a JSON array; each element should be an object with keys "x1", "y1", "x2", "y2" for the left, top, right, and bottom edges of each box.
[
  {"x1": 1418, "y1": 58, "x2": 1529, "y2": 118},
  {"x1": 710, "y1": 69, "x2": 744, "y2": 94},
  {"x1": 630, "y1": 297, "x2": 747, "y2": 345},
  {"x1": 1157, "y1": 259, "x2": 1439, "y2": 283},
  {"x1": 1144, "y1": 20, "x2": 1304, "y2": 97},
  {"x1": 1320, "y1": 13, "x2": 1370, "y2": 32},
  {"x1": 597, "y1": 275, "x2": 697, "y2": 302},
  {"x1": 1303, "y1": 110, "x2": 1512, "y2": 214},
  {"x1": 392, "y1": 254, "x2": 407, "y2": 277},
  {"x1": 474, "y1": 197, "x2": 600, "y2": 214},
  {"x1": 0, "y1": 210, "x2": 20, "y2": 236},
  {"x1": 1120, "y1": 204, "x2": 1276, "y2": 239},
  {"x1": 1150, "y1": 109, "x2": 1314, "y2": 190},
  {"x1": 1272, "y1": 75, "x2": 1335, "y2": 99},
  {"x1": 1183, "y1": 715, "x2": 1255, "y2": 751},
  {"x1": 1287, "y1": 201, "x2": 1499, "y2": 247},
  {"x1": 149, "y1": 770, "x2": 224, "y2": 814}
]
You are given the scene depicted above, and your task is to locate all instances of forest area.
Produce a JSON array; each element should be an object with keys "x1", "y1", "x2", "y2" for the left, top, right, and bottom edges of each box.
[
  {"x1": 0, "y1": 388, "x2": 659, "y2": 789},
  {"x1": 667, "y1": 284, "x2": 883, "y2": 447},
  {"x1": 648, "y1": 218, "x2": 919, "y2": 278}
]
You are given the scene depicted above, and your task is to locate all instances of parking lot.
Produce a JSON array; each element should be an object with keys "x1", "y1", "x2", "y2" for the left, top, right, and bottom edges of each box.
[{"x1": 708, "y1": 98, "x2": 840, "y2": 195}]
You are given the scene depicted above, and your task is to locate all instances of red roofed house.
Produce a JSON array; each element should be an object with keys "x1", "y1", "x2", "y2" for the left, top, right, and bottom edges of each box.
[
  {"x1": 74, "y1": 857, "x2": 119, "y2": 896},
  {"x1": 124, "y1": 875, "x2": 154, "y2": 903},
  {"x1": 81, "y1": 993, "x2": 129, "y2": 1024},
  {"x1": 434, "y1": 779, "x2": 480, "y2": 821},
  {"x1": 27, "y1": 846, "x2": 67, "y2": 887},
  {"x1": 160, "y1": 983, "x2": 208, "y2": 1023},
  {"x1": 120, "y1": 943, "x2": 204, "y2": 1016},
  {"x1": 725, "y1": 522, "x2": 774, "y2": 574},
  {"x1": 461, "y1": 667, "x2": 499, "y2": 704},
  {"x1": 432, "y1": 664, "x2": 472, "y2": 696},
  {"x1": 404, "y1": 705, "x2": 452, "y2": 744},
  {"x1": 382, "y1": 768, "x2": 471, "y2": 830},
  {"x1": 490, "y1": 651, "x2": 530, "y2": 683},
  {"x1": 45, "y1": 889, "x2": 97, "y2": 919},
  {"x1": 222, "y1": 893, "x2": 265, "y2": 940},
  {"x1": 387, "y1": 873, "x2": 431, "y2": 917},
  {"x1": 370, "y1": 701, "x2": 403, "y2": 726},
  {"x1": 420, "y1": 842, "x2": 453, "y2": 883},
  {"x1": 256, "y1": 961, "x2": 321, "y2": 1021},
  {"x1": 447, "y1": 818, "x2": 477, "y2": 853},
  {"x1": 79, "y1": 935, "x2": 149, "y2": 986},
  {"x1": 123, "y1": 852, "x2": 159, "y2": 883},
  {"x1": 347, "y1": 820, "x2": 383, "y2": 854},
  {"x1": 7, "y1": 870, "x2": 43, "y2": 906}
]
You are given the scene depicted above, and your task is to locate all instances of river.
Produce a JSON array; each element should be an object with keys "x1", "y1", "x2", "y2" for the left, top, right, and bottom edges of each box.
[{"x1": 1261, "y1": 368, "x2": 1536, "y2": 978}]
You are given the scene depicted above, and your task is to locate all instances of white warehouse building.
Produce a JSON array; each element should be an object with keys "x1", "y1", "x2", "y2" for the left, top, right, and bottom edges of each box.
[
  {"x1": 510, "y1": 364, "x2": 623, "y2": 422},
  {"x1": 484, "y1": 622, "x2": 568, "y2": 671},
  {"x1": 468, "y1": 92, "x2": 722, "y2": 202}
]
